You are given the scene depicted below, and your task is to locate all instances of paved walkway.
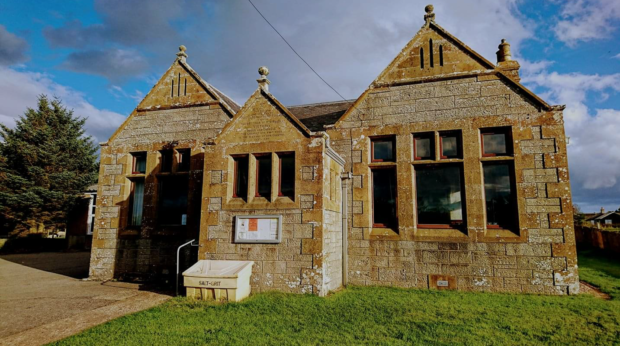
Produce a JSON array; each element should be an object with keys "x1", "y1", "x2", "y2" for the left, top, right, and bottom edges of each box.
[{"x1": 0, "y1": 252, "x2": 170, "y2": 346}]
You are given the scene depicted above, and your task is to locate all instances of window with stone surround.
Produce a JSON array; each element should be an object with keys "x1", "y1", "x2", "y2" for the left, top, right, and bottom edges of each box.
[
  {"x1": 158, "y1": 175, "x2": 189, "y2": 226},
  {"x1": 132, "y1": 152, "x2": 146, "y2": 174},
  {"x1": 177, "y1": 149, "x2": 191, "y2": 172},
  {"x1": 128, "y1": 179, "x2": 145, "y2": 227},
  {"x1": 372, "y1": 167, "x2": 398, "y2": 228},
  {"x1": 278, "y1": 152, "x2": 294, "y2": 199},
  {"x1": 481, "y1": 127, "x2": 513, "y2": 157},
  {"x1": 232, "y1": 155, "x2": 249, "y2": 199},
  {"x1": 482, "y1": 162, "x2": 517, "y2": 230},
  {"x1": 255, "y1": 154, "x2": 272, "y2": 199},
  {"x1": 160, "y1": 150, "x2": 173, "y2": 173},
  {"x1": 415, "y1": 164, "x2": 465, "y2": 229},
  {"x1": 413, "y1": 132, "x2": 435, "y2": 160},
  {"x1": 439, "y1": 130, "x2": 462, "y2": 159},
  {"x1": 371, "y1": 136, "x2": 395, "y2": 162}
]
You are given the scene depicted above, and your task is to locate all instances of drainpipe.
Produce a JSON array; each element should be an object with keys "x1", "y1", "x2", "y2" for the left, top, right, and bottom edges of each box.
[
  {"x1": 341, "y1": 172, "x2": 352, "y2": 287},
  {"x1": 176, "y1": 239, "x2": 199, "y2": 296}
]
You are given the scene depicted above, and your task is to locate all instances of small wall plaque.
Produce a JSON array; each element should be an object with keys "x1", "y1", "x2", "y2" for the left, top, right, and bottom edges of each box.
[
  {"x1": 234, "y1": 215, "x2": 282, "y2": 244},
  {"x1": 437, "y1": 280, "x2": 449, "y2": 287}
]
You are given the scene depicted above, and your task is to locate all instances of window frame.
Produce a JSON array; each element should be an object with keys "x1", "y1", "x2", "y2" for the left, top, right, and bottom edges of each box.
[
  {"x1": 232, "y1": 155, "x2": 249, "y2": 199},
  {"x1": 414, "y1": 163, "x2": 466, "y2": 230},
  {"x1": 439, "y1": 130, "x2": 462, "y2": 159},
  {"x1": 254, "y1": 153, "x2": 272, "y2": 199},
  {"x1": 481, "y1": 127, "x2": 513, "y2": 157},
  {"x1": 131, "y1": 152, "x2": 147, "y2": 174},
  {"x1": 277, "y1": 152, "x2": 295, "y2": 199},
  {"x1": 157, "y1": 175, "x2": 189, "y2": 226},
  {"x1": 413, "y1": 132, "x2": 435, "y2": 161},
  {"x1": 160, "y1": 150, "x2": 173, "y2": 173},
  {"x1": 370, "y1": 136, "x2": 396, "y2": 163},
  {"x1": 127, "y1": 178, "x2": 145, "y2": 228},
  {"x1": 482, "y1": 161, "x2": 518, "y2": 230},
  {"x1": 371, "y1": 166, "x2": 398, "y2": 229}
]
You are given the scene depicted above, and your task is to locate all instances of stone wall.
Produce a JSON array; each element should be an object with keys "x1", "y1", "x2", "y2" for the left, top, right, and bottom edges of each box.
[
  {"x1": 89, "y1": 102, "x2": 231, "y2": 281},
  {"x1": 327, "y1": 74, "x2": 579, "y2": 294}
]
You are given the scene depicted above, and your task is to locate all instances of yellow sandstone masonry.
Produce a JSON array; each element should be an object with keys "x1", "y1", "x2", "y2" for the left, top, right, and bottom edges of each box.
[{"x1": 89, "y1": 6, "x2": 578, "y2": 295}]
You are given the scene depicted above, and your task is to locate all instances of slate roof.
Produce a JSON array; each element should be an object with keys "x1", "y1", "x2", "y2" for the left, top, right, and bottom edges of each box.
[
  {"x1": 585, "y1": 211, "x2": 620, "y2": 221},
  {"x1": 287, "y1": 99, "x2": 355, "y2": 131},
  {"x1": 210, "y1": 85, "x2": 241, "y2": 113}
]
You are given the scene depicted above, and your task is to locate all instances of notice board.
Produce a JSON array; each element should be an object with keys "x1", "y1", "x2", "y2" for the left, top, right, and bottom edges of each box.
[{"x1": 234, "y1": 215, "x2": 282, "y2": 243}]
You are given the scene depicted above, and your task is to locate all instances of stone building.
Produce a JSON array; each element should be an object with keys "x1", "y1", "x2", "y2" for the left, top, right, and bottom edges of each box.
[{"x1": 89, "y1": 6, "x2": 579, "y2": 295}]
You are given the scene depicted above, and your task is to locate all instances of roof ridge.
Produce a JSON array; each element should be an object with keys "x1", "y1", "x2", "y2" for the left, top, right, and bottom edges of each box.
[{"x1": 287, "y1": 99, "x2": 356, "y2": 108}]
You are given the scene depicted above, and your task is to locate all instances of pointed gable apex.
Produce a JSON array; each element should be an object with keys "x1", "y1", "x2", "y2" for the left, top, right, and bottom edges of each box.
[
  {"x1": 373, "y1": 22, "x2": 495, "y2": 87},
  {"x1": 215, "y1": 87, "x2": 313, "y2": 145}
]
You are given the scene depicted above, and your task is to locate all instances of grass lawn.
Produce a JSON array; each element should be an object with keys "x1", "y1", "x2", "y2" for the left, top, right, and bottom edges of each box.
[{"x1": 54, "y1": 250, "x2": 620, "y2": 345}]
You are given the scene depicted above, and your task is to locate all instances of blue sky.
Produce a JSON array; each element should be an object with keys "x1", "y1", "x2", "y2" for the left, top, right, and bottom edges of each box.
[{"x1": 0, "y1": 0, "x2": 619, "y2": 212}]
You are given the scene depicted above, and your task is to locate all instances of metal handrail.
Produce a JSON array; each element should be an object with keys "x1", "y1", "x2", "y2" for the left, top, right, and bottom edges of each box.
[{"x1": 176, "y1": 239, "x2": 199, "y2": 296}]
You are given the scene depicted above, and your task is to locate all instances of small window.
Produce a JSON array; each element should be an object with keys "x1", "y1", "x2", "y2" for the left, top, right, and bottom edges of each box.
[
  {"x1": 439, "y1": 131, "x2": 462, "y2": 159},
  {"x1": 278, "y1": 153, "x2": 295, "y2": 198},
  {"x1": 481, "y1": 127, "x2": 513, "y2": 157},
  {"x1": 605, "y1": 219, "x2": 612, "y2": 225},
  {"x1": 439, "y1": 45, "x2": 444, "y2": 66},
  {"x1": 372, "y1": 168, "x2": 398, "y2": 228},
  {"x1": 415, "y1": 164, "x2": 464, "y2": 228},
  {"x1": 177, "y1": 149, "x2": 191, "y2": 172},
  {"x1": 429, "y1": 39, "x2": 434, "y2": 68},
  {"x1": 132, "y1": 153, "x2": 146, "y2": 174},
  {"x1": 128, "y1": 180, "x2": 145, "y2": 227},
  {"x1": 413, "y1": 132, "x2": 435, "y2": 160},
  {"x1": 158, "y1": 176, "x2": 188, "y2": 226},
  {"x1": 233, "y1": 156, "x2": 249, "y2": 199},
  {"x1": 160, "y1": 150, "x2": 173, "y2": 173},
  {"x1": 483, "y1": 162, "x2": 517, "y2": 229},
  {"x1": 371, "y1": 137, "x2": 395, "y2": 162},
  {"x1": 420, "y1": 48, "x2": 424, "y2": 69},
  {"x1": 255, "y1": 154, "x2": 272, "y2": 199}
]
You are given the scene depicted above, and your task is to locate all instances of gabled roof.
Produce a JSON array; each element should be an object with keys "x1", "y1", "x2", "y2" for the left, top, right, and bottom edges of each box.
[
  {"x1": 214, "y1": 86, "x2": 314, "y2": 144},
  {"x1": 105, "y1": 53, "x2": 240, "y2": 144}
]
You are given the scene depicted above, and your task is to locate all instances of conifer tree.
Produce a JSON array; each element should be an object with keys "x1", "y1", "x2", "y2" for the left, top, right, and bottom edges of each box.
[{"x1": 0, "y1": 95, "x2": 99, "y2": 236}]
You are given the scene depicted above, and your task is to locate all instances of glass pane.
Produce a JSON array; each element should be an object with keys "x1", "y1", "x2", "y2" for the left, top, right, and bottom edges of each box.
[
  {"x1": 373, "y1": 140, "x2": 394, "y2": 161},
  {"x1": 160, "y1": 150, "x2": 173, "y2": 172},
  {"x1": 416, "y1": 165, "x2": 463, "y2": 225},
  {"x1": 257, "y1": 156, "x2": 272, "y2": 197},
  {"x1": 177, "y1": 150, "x2": 190, "y2": 171},
  {"x1": 441, "y1": 136, "x2": 458, "y2": 158},
  {"x1": 483, "y1": 163, "x2": 515, "y2": 228},
  {"x1": 158, "y1": 176, "x2": 188, "y2": 225},
  {"x1": 415, "y1": 136, "x2": 433, "y2": 159},
  {"x1": 373, "y1": 169, "x2": 397, "y2": 227},
  {"x1": 280, "y1": 155, "x2": 295, "y2": 197},
  {"x1": 483, "y1": 133, "x2": 507, "y2": 155},
  {"x1": 234, "y1": 157, "x2": 248, "y2": 198},
  {"x1": 131, "y1": 180, "x2": 145, "y2": 226},
  {"x1": 134, "y1": 154, "x2": 146, "y2": 173}
]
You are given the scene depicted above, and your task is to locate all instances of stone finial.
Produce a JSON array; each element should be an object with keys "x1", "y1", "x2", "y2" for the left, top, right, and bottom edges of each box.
[
  {"x1": 496, "y1": 39, "x2": 512, "y2": 62},
  {"x1": 601, "y1": 207, "x2": 605, "y2": 214},
  {"x1": 177, "y1": 45, "x2": 188, "y2": 61},
  {"x1": 424, "y1": 4, "x2": 435, "y2": 26},
  {"x1": 257, "y1": 66, "x2": 270, "y2": 91}
]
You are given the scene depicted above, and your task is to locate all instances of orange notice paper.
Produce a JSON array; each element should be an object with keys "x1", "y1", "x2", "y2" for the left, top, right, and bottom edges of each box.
[{"x1": 249, "y1": 218, "x2": 258, "y2": 231}]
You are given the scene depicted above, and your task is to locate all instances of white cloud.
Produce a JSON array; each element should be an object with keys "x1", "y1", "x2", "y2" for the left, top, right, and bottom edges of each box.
[
  {"x1": 0, "y1": 66, "x2": 126, "y2": 144},
  {"x1": 613, "y1": 53, "x2": 620, "y2": 59},
  {"x1": 521, "y1": 69, "x2": 620, "y2": 211},
  {"x1": 554, "y1": 0, "x2": 620, "y2": 46}
]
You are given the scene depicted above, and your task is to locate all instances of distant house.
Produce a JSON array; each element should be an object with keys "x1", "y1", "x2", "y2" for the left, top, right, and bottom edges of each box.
[
  {"x1": 66, "y1": 184, "x2": 98, "y2": 249},
  {"x1": 585, "y1": 208, "x2": 620, "y2": 227}
]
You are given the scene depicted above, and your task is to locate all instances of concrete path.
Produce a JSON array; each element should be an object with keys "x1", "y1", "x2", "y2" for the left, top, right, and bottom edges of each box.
[{"x1": 0, "y1": 252, "x2": 171, "y2": 346}]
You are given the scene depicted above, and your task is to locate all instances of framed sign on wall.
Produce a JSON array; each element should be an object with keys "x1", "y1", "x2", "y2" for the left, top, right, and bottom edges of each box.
[{"x1": 234, "y1": 215, "x2": 282, "y2": 244}]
